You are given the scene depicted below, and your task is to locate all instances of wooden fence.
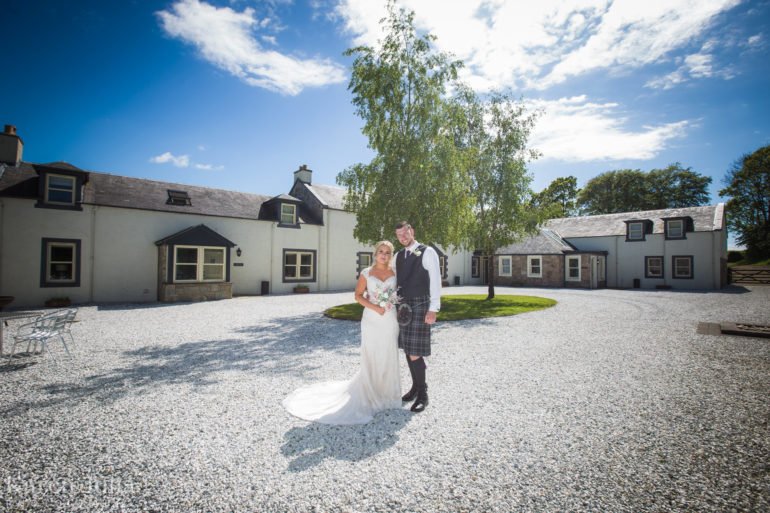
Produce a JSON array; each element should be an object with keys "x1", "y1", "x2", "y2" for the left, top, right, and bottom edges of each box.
[{"x1": 729, "y1": 266, "x2": 770, "y2": 285}]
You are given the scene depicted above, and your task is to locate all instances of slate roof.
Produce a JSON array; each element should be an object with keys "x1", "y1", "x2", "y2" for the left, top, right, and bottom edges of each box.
[
  {"x1": 546, "y1": 204, "x2": 725, "y2": 238},
  {"x1": 303, "y1": 183, "x2": 347, "y2": 210},
  {"x1": 497, "y1": 204, "x2": 724, "y2": 255},
  {"x1": 0, "y1": 162, "x2": 272, "y2": 221},
  {"x1": 498, "y1": 229, "x2": 577, "y2": 255}
]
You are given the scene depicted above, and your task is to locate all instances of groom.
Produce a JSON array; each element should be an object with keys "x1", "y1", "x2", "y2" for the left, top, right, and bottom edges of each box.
[{"x1": 394, "y1": 221, "x2": 441, "y2": 413}]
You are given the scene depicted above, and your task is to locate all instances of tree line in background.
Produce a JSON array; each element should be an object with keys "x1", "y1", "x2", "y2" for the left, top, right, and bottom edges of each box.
[
  {"x1": 532, "y1": 164, "x2": 712, "y2": 217},
  {"x1": 337, "y1": 1, "x2": 769, "y2": 295}
]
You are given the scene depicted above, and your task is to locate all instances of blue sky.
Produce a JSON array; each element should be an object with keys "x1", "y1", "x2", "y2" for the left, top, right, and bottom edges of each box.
[{"x1": 3, "y1": 0, "x2": 769, "y2": 232}]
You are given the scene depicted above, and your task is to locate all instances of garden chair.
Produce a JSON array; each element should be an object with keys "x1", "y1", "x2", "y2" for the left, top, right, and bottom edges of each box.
[{"x1": 6, "y1": 309, "x2": 72, "y2": 362}]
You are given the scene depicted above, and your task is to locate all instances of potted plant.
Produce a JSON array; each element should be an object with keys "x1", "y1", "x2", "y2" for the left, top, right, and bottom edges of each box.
[{"x1": 293, "y1": 284, "x2": 310, "y2": 294}]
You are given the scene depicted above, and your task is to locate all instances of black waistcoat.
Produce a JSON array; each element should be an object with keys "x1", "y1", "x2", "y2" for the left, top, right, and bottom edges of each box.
[{"x1": 396, "y1": 245, "x2": 430, "y2": 299}]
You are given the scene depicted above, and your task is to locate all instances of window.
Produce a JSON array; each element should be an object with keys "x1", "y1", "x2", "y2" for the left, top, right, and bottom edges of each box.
[
  {"x1": 566, "y1": 255, "x2": 581, "y2": 281},
  {"x1": 174, "y1": 246, "x2": 225, "y2": 282},
  {"x1": 527, "y1": 256, "x2": 542, "y2": 278},
  {"x1": 439, "y1": 255, "x2": 448, "y2": 279},
  {"x1": 627, "y1": 222, "x2": 644, "y2": 241},
  {"x1": 499, "y1": 256, "x2": 512, "y2": 277},
  {"x1": 280, "y1": 203, "x2": 297, "y2": 225},
  {"x1": 645, "y1": 256, "x2": 664, "y2": 278},
  {"x1": 672, "y1": 255, "x2": 693, "y2": 279},
  {"x1": 167, "y1": 189, "x2": 191, "y2": 206},
  {"x1": 283, "y1": 249, "x2": 316, "y2": 282},
  {"x1": 471, "y1": 256, "x2": 480, "y2": 278},
  {"x1": 665, "y1": 219, "x2": 685, "y2": 239},
  {"x1": 41, "y1": 238, "x2": 81, "y2": 287},
  {"x1": 46, "y1": 174, "x2": 76, "y2": 205},
  {"x1": 357, "y1": 252, "x2": 372, "y2": 277}
]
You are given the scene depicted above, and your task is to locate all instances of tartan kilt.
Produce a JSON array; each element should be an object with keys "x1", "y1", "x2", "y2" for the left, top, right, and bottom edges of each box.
[{"x1": 398, "y1": 295, "x2": 432, "y2": 356}]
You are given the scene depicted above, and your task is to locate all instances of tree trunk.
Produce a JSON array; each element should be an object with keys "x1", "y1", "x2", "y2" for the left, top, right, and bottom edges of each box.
[{"x1": 486, "y1": 253, "x2": 495, "y2": 300}]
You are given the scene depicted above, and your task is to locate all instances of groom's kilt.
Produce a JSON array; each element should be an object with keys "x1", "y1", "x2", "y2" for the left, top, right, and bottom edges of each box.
[{"x1": 398, "y1": 295, "x2": 431, "y2": 356}]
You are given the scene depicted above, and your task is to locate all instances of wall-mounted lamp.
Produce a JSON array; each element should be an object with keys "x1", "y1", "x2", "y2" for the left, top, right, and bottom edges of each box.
[{"x1": 236, "y1": 247, "x2": 242, "y2": 257}]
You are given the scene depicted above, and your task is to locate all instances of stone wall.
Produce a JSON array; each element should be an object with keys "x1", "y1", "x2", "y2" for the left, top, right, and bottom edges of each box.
[
  {"x1": 495, "y1": 255, "x2": 564, "y2": 287},
  {"x1": 159, "y1": 282, "x2": 233, "y2": 302}
]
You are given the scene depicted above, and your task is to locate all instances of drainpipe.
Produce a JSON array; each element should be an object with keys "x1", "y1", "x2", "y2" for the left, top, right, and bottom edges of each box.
[
  {"x1": 89, "y1": 205, "x2": 97, "y2": 302},
  {"x1": 0, "y1": 200, "x2": 4, "y2": 293},
  {"x1": 614, "y1": 236, "x2": 618, "y2": 287},
  {"x1": 324, "y1": 209, "x2": 330, "y2": 290},
  {"x1": 270, "y1": 222, "x2": 275, "y2": 292}
]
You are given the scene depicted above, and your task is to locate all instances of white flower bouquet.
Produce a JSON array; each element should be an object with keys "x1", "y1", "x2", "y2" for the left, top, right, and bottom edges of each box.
[{"x1": 371, "y1": 285, "x2": 401, "y2": 311}]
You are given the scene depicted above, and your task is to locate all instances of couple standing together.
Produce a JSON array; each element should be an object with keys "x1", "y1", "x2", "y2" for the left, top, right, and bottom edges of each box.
[{"x1": 283, "y1": 222, "x2": 441, "y2": 424}]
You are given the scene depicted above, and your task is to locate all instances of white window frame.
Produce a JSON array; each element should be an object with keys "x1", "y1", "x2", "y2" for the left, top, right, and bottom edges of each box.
[
  {"x1": 527, "y1": 255, "x2": 542, "y2": 278},
  {"x1": 566, "y1": 255, "x2": 581, "y2": 282},
  {"x1": 280, "y1": 203, "x2": 297, "y2": 225},
  {"x1": 627, "y1": 222, "x2": 644, "y2": 241},
  {"x1": 645, "y1": 256, "x2": 664, "y2": 278},
  {"x1": 471, "y1": 256, "x2": 480, "y2": 278},
  {"x1": 284, "y1": 250, "x2": 314, "y2": 281},
  {"x1": 45, "y1": 173, "x2": 76, "y2": 205},
  {"x1": 672, "y1": 256, "x2": 693, "y2": 279},
  {"x1": 666, "y1": 219, "x2": 684, "y2": 239},
  {"x1": 498, "y1": 256, "x2": 512, "y2": 277},
  {"x1": 46, "y1": 242, "x2": 77, "y2": 283},
  {"x1": 174, "y1": 245, "x2": 226, "y2": 283}
]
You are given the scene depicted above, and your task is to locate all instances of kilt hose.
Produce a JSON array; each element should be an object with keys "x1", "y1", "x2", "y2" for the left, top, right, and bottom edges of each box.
[{"x1": 398, "y1": 295, "x2": 431, "y2": 356}]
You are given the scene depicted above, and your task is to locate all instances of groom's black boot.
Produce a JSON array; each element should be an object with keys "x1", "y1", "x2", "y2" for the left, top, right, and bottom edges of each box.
[
  {"x1": 410, "y1": 358, "x2": 428, "y2": 413},
  {"x1": 402, "y1": 355, "x2": 418, "y2": 402}
]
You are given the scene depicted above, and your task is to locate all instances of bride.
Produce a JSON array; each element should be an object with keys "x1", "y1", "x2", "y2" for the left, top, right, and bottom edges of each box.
[{"x1": 282, "y1": 240, "x2": 402, "y2": 424}]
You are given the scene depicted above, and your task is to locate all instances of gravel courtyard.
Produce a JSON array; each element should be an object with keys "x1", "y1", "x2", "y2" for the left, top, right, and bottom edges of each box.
[{"x1": 1, "y1": 286, "x2": 768, "y2": 512}]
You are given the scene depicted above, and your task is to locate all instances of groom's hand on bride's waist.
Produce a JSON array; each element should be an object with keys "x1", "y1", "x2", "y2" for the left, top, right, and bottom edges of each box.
[{"x1": 425, "y1": 311, "x2": 437, "y2": 325}]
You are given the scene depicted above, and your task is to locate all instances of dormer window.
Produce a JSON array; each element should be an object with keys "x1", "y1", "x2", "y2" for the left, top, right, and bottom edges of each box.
[
  {"x1": 627, "y1": 222, "x2": 644, "y2": 240},
  {"x1": 35, "y1": 165, "x2": 88, "y2": 211},
  {"x1": 46, "y1": 174, "x2": 76, "y2": 205},
  {"x1": 624, "y1": 219, "x2": 651, "y2": 241},
  {"x1": 167, "y1": 189, "x2": 191, "y2": 206},
  {"x1": 281, "y1": 203, "x2": 297, "y2": 225},
  {"x1": 663, "y1": 217, "x2": 691, "y2": 240}
]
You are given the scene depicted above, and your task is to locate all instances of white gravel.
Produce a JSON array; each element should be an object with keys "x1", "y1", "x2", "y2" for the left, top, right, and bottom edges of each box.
[{"x1": 1, "y1": 285, "x2": 768, "y2": 513}]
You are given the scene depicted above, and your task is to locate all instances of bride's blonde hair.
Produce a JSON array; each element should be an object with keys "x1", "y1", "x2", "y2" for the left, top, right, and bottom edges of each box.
[{"x1": 373, "y1": 240, "x2": 395, "y2": 266}]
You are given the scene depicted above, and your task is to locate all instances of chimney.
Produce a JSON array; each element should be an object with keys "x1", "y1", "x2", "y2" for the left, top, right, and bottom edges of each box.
[
  {"x1": 0, "y1": 125, "x2": 24, "y2": 166},
  {"x1": 293, "y1": 164, "x2": 312, "y2": 185}
]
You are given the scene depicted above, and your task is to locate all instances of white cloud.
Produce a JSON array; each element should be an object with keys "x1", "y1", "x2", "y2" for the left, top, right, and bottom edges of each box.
[
  {"x1": 528, "y1": 96, "x2": 691, "y2": 161},
  {"x1": 157, "y1": 0, "x2": 346, "y2": 95},
  {"x1": 194, "y1": 163, "x2": 225, "y2": 171},
  {"x1": 334, "y1": 0, "x2": 741, "y2": 91},
  {"x1": 149, "y1": 152, "x2": 190, "y2": 167}
]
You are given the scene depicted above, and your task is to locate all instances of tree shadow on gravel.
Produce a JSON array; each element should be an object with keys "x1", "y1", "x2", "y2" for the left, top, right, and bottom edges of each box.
[
  {"x1": 280, "y1": 409, "x2": 413, "y2": 472},
  {"x1": 0, "y1": 314, "x2": 360, "y2": 416}
]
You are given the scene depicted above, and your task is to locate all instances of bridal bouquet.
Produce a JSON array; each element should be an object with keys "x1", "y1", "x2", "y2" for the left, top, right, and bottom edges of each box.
[{"x1": 371, "y1": 285, "x2": 401, "y2": 311}]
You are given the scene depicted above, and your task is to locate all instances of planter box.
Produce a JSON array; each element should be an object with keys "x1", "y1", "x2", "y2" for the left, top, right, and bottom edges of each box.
[{"x1": 293, "y1": 287, "x2": 310, "y2": 294}]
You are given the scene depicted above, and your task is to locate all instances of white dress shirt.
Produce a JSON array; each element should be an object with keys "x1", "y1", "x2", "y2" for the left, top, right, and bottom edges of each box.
[{"x1": 402, "y1": 241, "x2": 442, "y2": 312}]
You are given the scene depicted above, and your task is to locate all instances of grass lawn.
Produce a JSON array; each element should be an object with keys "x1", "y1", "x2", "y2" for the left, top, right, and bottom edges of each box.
[{"x1": 324, "y1": 294, "x2": 557, "y2": 321}]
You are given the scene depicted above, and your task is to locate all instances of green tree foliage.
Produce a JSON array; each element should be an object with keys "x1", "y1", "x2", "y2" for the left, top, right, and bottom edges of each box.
[
  {"x1": 577, "y1": 169, "x2": 648, "y2": 214},
  {"x1": 720, "y1": 145, "x2": 770, "y2": 259},
  {"x1": 578, "y1": 164, "x2": 711, "y2": 215},
  {"x1": 452, "y1": 86, "x2": 542, "y2": 299},
  {"x1": 531, "y1": 176, "x2": 580, "y2": 218},
  {"x1": 646, "y1": 163, "x2": 711, "y2": 209},
  {"x1": 337, "y1": 1, "x2": 471, "y2": 246}
]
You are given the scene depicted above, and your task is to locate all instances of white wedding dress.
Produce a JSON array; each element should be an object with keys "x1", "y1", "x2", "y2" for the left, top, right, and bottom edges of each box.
[{"x1": 282, "y1": 268, "x2": 402, "y2": 424}]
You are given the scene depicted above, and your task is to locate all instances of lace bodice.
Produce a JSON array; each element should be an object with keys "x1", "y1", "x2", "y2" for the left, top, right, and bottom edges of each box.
[{"x1": 362, "y1": 267, "x2": 397, "y2": 298}]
